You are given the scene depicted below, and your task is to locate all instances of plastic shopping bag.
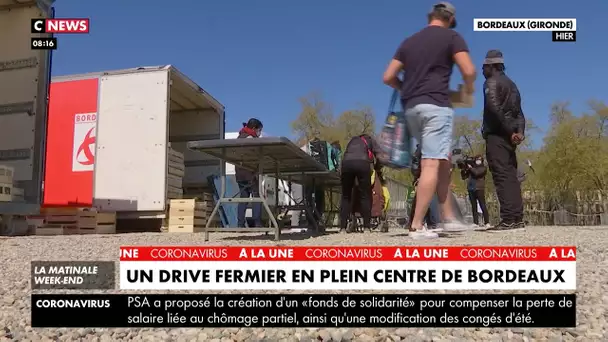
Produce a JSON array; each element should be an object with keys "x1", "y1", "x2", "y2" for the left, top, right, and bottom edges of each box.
[{"x1": 376, "y1": 90, "x2": 411, "y2": 169}]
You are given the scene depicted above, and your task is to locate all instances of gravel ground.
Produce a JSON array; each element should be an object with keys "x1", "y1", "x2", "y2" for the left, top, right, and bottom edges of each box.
[{"x1": 1, "y1": 225, "x2": 607, "y2": 342}]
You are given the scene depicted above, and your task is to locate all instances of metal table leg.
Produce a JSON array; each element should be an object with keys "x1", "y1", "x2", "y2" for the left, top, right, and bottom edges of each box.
[{"x1": 203, "y1": 148, "x2": 280, "y2": 241}]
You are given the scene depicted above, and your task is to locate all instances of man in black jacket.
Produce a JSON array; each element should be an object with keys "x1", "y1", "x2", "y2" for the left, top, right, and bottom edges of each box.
[
  {"x1": 461, "y1": 156, "x2": 490, "y2": 227},
  {"x1": 481, "y1": 50, "x2": 526, "y2": 231}
]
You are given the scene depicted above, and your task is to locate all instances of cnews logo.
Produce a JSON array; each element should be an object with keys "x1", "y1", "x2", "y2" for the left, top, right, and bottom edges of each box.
[{"x1": 31, "y1": 18, "x2": 89, "y2": 34}]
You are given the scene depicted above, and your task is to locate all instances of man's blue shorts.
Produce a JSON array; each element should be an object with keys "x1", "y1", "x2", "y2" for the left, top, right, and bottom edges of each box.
[{"x1": 404, "y1": 104, "x2": 454, "y2": 160}]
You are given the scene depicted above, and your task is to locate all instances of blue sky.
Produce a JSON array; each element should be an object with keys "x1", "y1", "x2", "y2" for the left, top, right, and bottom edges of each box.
[{"x1": 52, "y1": 1, "x2": 606, "y2": 148}]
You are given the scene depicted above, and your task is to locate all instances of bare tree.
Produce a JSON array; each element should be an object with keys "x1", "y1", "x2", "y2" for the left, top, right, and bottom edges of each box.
[
  {"x1": 550, "y1": 101, "x2": 573, "y2": 127},
  {"x1": 290, "y1": 92, "x2": 334, "y2": 145}
]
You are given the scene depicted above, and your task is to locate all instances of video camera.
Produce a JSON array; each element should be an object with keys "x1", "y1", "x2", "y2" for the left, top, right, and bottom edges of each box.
[{"x1": 451, "y1": 148, "x2": 476, "y2": 170}]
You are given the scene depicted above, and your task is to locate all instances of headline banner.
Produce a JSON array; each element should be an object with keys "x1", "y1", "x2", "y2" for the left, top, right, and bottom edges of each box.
[
  {"x1": 119, "y1": 246, "x2": 577, "y2": 291},
  {"x1": 31, "y1": 294, "x2": 576, "y2": 328}
]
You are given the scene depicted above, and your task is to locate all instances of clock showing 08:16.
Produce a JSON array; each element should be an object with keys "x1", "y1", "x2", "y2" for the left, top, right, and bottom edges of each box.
[{"x1": 31, "y1": 37, "x2": 57, "y2": 50}]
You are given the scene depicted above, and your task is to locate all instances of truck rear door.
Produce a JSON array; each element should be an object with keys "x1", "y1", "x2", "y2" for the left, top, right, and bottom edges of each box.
[{"x1": 0, "y1": 0, "x2": 54, "y2": 214}]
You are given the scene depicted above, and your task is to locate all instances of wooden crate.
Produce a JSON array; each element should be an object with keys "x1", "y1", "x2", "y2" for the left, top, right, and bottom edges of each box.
[
  {"x1": 41, "y1": 208, "x2": 116, "y2": 235},
  {"x1": 36, "y1": 224, "x2": 79, "y2": 235},
  {"x1": 168, "y1": 199, "x2": 212, "y2": 216},
  {"x1": 167, "y1": 186, "x2": 183, "y2": 199},
  {"x1": 45, "y1": 210, "x2": 80, "y2": 226},
  {"x1": 168, "y1": 148, "x2": 184, "y2": 163},
  {"x1": 80, "y1": 212, "x2": 117, "y2": 234},
  {"x1": 167, "y1": 174, "x2": 183, "y2": 188},
  {"x1": 168, "y1": 157, "x2": 185, "y2": 178},
  {"x1": 0, "y1": 165, "x2": 14, "y2": 184},
  {"x1": 0, "y1": 181, "x2": 11, "y2": 202},
  {"x1": 181, "y1": 190, "x2": 213, "y2": 202},
  {"x1": 167, "y1": 224, "x2": 205, "y2": 233},
  {"x1": 166, "y1": 199, "x2": 212, "y2": 233},
  {"x1": 168, "y1": 167, "x2": 184, "y2": 177}
]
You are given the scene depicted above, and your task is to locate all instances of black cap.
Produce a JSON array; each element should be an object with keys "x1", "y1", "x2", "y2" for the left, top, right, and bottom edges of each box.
[
  {"x1": 432, "y1": 2, "x2": 457, "y2": 29},
  {"x1": 483, "y1": 50, "x2": 505, "y2": 65}
]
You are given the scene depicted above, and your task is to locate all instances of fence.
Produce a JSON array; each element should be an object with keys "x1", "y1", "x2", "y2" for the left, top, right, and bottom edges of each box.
[
  {"x1": 465, "y1": 192, "x2": 608, "y2": 226},
  {"x1": 327, "y1": 178, "x2": 608, "y2": 227}
]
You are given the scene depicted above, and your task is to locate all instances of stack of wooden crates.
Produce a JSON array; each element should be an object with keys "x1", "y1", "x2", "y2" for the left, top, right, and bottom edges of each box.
[
  {"x1": 168, "y1": 145, "x2": 185, "y2": 199},
  {"x1": 35, "y1": 208, "x2": 117, "y2": 235},
  {"x1": 0, "y1": 165, "x2": 27, "y2": 203},
  {"x1": 0, "y1": 165, "x2": 13, "y2": 202},
  {"x1": 165, "y1": 196, "x2": 215, "y2": 233}
]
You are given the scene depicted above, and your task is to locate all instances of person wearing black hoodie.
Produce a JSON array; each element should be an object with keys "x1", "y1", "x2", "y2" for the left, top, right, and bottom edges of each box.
[
  {"x1": 340, "y1": 134, "x2": 382, "y2": 232},
  {"x1": 235, "y1": 118, "x2": 264, "y2": 228},
  {"x1": 461, "y1": 155, "x2": 490, "y2": 227}
]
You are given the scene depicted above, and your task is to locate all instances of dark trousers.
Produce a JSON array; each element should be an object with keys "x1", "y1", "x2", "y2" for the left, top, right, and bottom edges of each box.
[
  {"x1": 409, "y1": 191, "x2": 435, "y2": 227},
  {"x1": 468, "y1": 189, "x2": 489, "y2": 225},
  {"x1": 340, "y1": 161, "x2": 372, "y2": 229},
  {"x1": 486, "y1": 134, "x2": 524, "y2": 223},
  {"x1": 305, "y1": 186, "x2": 325, "y2": 220},
  {"x1": 237, "y1": 180, "x2": 262, "y2": 227}
]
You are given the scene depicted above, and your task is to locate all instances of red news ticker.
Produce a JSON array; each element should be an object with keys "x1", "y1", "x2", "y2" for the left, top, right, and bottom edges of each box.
[
  {"x1": 44, "y1": 19, "x2": 89, "y2": 33},
  {"x1": 119, "y1": 246, "x2": 577, "y2": 262}
]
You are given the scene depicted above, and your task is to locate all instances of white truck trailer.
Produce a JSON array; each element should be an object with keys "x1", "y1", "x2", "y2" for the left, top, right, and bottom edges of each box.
[
  {"x1": 44, "y1": 66, "x2": 225, "y2": 219},
  {"x1": 0, "y1": 0, "x2": 54, "y2": 234}
]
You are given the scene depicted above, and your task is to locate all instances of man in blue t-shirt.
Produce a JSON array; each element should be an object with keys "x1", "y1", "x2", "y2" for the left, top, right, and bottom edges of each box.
[{"x1": 383, "y1": 2, "x2": 476, "y2": 239}]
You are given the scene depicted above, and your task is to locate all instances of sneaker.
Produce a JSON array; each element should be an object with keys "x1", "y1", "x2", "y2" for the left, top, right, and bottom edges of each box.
[
  {"x1": 409, "y1": 228, "x2": 439, "y2": 240},
  {"x1": 475, "y1": 223, "x2": 492, "y2": 231},
  {"x1": 443, "y1": 220, "x2": 470, "y2": 232},
  {"x1": 513, "y1": 221, "x2": 526, "y2": 229},
  {"x1": 486, "y1": 221, "x2": 525, "y2": 232},
  {"x1": 427, "y1": 224, "x2": 444, "y2": 232}
]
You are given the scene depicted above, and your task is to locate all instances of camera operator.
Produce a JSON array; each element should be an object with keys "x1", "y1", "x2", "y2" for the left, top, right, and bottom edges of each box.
[
  {"x1": 460, "y1": 155, "x2": 490, "y2": 227},
  {"x1": 408, "y1": 145, "x2": 439, "y2": 230},
  {"x1": 481, "y1": 50, "x2": 526, "y2": 231}
]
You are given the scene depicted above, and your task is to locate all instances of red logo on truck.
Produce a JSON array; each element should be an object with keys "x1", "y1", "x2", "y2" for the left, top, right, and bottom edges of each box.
[
  {"x1": 72, "y1": 113, "x2": 97, "y2": 172},
  {"x1": 76, "y1": 128, "x2": 96, "y2": 165}
]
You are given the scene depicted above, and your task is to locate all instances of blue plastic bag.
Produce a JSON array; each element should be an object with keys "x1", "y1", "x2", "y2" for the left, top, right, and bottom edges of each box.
[{"x1": 377, "y1": 90, "x2": 412, "y2": 169}]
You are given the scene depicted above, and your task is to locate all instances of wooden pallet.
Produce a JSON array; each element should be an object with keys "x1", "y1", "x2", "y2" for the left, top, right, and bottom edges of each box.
[
  {"x1": 0, "y1": 165, "x2": 14, "y2": 185},
  {"x1": 79, "y1": 212, "x2": 117, "y2": 234},
  {"x1": 168, "y1": 185, "x2": 183, "y2": 199},
  {"x1": 165, "y1": 199, "x2": 212, "y2": 233},
  {"x1": 168, "y1": 148, "x2": 184, "y2": 163},
  {"x1": 0, "y1": 181, "x2": 11, "y2": 202},
  {"x1": 40, "y1": 208, "x2": 116, "y2": 235},
  {"x1": 167, "y1": 149, "x2": 184, "y2": 199},
  {"x1": 167, "y1": 174, "x2": 183, "y2": 188},
  {"x1": 168, "y1": 156, "x2": 185, "y2": 178},
  {"x1": 36, "y1": 224, "x2": 79, "y2": 235},
  {"x1": 181, "y1": 190, "x2": 213, "y2": 202}
]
